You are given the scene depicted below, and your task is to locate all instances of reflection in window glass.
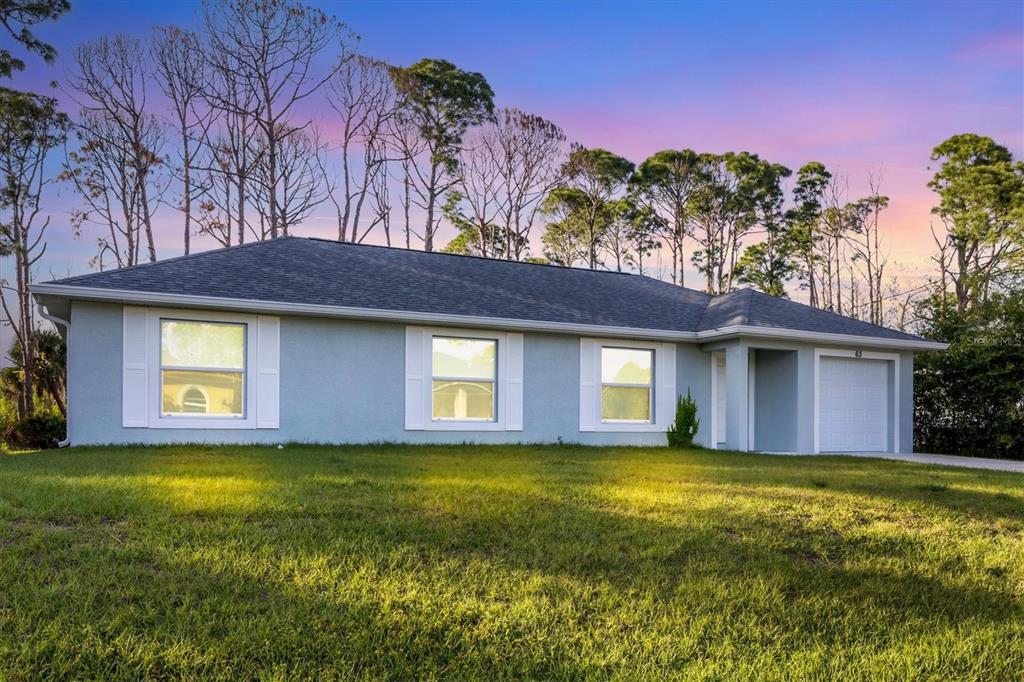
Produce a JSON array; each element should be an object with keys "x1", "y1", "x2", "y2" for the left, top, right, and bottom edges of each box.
[
  {"x1": 161, "y1": 370, "x2": 243, "y2": 416},
  {"x1": 431, "y1": 337, "x2": 496, "y2": 421},
  {"x1": 602, "y1": 386, "x2": 651, "y2": 422},
  {"x1": 182, "y1": 387, "x2": 209, "y2": 413},
  {"x1": 601, "y1": 347, "x2": 652, "y2": 384},
  {"x1": 600, "y1": 347, "x2": 653, "y2": 422},
  {"x1": 161, "y1": 320, "x2": 245, "y2": 369},
  {"x1": 432, "y1": 380, "x2": 494, "y2": 421},
  {"x1": 432, "y1": 337, "x2": 496, "y2": 379},
  {"x1": 160, "y1": 320, "x2": 246, "y2": 417}
]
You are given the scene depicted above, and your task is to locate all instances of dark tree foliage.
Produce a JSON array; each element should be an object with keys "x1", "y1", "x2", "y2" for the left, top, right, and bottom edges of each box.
[
  {"x1": 0, "y1": 328, "x2": 66, "y2": 418},
  {"x1": 389, "y1": 58, "x2": 495, "y2": 251},
  {"x1": 0, "y1": 0, "x2": 70, "y2": 78},
  {"x1": 914, "y1": 291, "x2": 1024, "y2": 459},
  {"x1": 389, "y1": 59, "x2": 495, "y2": 163}
]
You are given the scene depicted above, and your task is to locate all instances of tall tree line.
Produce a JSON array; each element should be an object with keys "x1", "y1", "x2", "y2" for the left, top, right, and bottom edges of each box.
[
  {"x1": 913, "y1": 134, "x2": 1024, "y2": 457},
  {"x1": 47, "y1": 0, "x2": 918, "y2": 334},
  {"x1": 536, "y1": 146, "x2": 904, "y2": 326},
  {"x1": 56, "y1": 1, "x2": 538, "y2": 263},
  {"x1": 0, "y1": 0, "x2": 71, "y2": 421}
]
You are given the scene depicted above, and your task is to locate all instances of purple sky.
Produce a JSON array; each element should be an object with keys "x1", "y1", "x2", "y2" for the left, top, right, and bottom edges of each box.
[{"x1": 3, "y1": 0, "x2": 1023, "y2": 287}]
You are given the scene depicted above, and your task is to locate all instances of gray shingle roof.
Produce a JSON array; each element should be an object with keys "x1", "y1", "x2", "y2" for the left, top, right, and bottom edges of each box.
[
  {"x1": 43, "y1": 236, "x2": 927, "y2": 342},
  {"x1": 697, "y1": 287, "x2": 922, "y2": 342}
]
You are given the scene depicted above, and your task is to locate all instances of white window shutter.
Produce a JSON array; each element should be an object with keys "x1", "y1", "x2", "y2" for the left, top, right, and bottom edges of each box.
[
  {"x1": 657, "y1": 343, "x2": 677, "y2": 426},
  {"x1": 122, "y1": 307, "x2": 149, "y2": 427},
  {"x1": 505, "y1": 333, "x2": 524, "y2": 431},
  {"x1": 579, "y1": 338, "x2": 598, "y2": 431},
  {"x1": 256, "y1": 316, "x2": 280, "y2": 429},
  {"x1": 405, "y1": 327, "x2": 426, "y2": 430}
]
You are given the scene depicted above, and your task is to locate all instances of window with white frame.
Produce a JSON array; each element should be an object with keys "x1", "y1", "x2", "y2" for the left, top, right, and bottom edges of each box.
[
  {"x1": 159, "y1": 319, "x2": 246, "y2": 418},
  {"x1": 404, "y1": 326, "x2": 522, "y2": 432},
  {"x1": 601, "y1": 346, "x2": 654, "y2": 423},
  {"x1": 579, "y1": 338, "x2": 675, "y2": 432},
  {"x1": 122, "y1": 307, "x2": 278, "y2": 430},
  {"x1": 431, "y1": 336, "x2": 497, "y2": 421}
]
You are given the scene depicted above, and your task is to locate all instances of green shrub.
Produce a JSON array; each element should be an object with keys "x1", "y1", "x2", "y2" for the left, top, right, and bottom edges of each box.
[
  {"x1": 8, "y1": 413, "x2": 66, "y2": 450},
  {"x1": 666, "y1": 391, "x2": 699, "y2": 448},
  {"x1": 0, "y1": 395, "x2": 16, "y2": 448}
]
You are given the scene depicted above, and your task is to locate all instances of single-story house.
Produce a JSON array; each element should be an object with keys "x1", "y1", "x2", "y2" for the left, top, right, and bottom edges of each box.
[{"x1": 32, "y1": 236, "x2": 946, "y2": 451}]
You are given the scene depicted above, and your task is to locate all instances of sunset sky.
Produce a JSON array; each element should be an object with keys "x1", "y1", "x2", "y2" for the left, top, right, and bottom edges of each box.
[{"x1": 3, "y1": 0, "x2": 1023, "y2": 285}]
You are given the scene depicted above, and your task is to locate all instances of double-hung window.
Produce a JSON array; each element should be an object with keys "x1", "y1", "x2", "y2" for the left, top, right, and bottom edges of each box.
[
  {"x1": 404, "y1": 326, "x2": 523, "y2": 432},
  {"x1": 600, "y1": 346, "x2": 654, "y2": 423},
  {"x1": 431, "y1": 336, "x2": 497, "y2": 422},
  {"x1": 160, "y1": 319, "x2": 246, "y2": 418},
  {"x1": 122, "y1": 307, "x2": 278, "y2": 430},
  {"x1": 579, "y1": 338, "x2": 675, "y2": 432}
]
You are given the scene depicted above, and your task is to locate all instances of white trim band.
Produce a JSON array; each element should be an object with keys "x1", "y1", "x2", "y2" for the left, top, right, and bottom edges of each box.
[{"x1": 33, "y1": 283, "x2": 949, "y2": 351}]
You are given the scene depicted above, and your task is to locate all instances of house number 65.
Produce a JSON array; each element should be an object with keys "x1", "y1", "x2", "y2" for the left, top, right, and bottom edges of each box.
[{"x1": 855, "y1": 350, "x2": 863, "y2": 358}]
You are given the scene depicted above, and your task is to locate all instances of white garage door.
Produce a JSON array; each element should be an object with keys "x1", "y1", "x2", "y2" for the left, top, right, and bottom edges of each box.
[{"x1": 819, "y1": 357, "x2": 889, "y2": 452}]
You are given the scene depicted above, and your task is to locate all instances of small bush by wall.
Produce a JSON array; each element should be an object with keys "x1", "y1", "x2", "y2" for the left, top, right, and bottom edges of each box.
[
  {"x1": 7, "y1": 413, "x2": 66, "y2": 450},
  {"x1": 666, "y1": 391, "x2": 699, "y2": 448}
]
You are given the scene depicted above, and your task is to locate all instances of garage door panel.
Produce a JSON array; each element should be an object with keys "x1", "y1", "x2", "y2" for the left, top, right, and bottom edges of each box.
[{"x1": 819, "y1": 357, "x2": 889, "y2": 453}]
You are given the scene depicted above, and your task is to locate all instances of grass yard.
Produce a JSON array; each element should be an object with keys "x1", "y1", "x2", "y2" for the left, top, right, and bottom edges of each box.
[{"x1": 0, "y1": 445, "x2": 1022, "y2": 680}]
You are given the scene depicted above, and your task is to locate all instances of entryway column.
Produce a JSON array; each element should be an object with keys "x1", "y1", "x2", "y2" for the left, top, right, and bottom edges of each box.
[
  {"x1": 795, "y1": 347, "x2": 816, "y2": 453},
  {"x1": 724, "y1": 342, "x2": 750, "y2": 451}
]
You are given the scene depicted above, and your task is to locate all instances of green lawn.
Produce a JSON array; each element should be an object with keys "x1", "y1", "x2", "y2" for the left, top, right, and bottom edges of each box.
[{"x1": 0, "y1": 445, "x2": 1021, "y2": 680}]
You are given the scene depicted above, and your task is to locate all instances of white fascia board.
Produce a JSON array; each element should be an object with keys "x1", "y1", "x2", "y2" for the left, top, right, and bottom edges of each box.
[
  {"x1": 696, "y1": 325, "x2": 949, "y2": 351},
  {"x1": 32, "y1": 284, "x2": 950, "y2": 351}
]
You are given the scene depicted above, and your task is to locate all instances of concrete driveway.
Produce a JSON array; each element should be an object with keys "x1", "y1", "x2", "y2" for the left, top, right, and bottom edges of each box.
[{"x1": 841, "y1": 451, "x2": 1024, "y2": 474}]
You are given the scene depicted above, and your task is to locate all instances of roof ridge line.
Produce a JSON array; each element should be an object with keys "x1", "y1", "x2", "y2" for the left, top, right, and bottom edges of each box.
[
  {"x1": 299, "y1": 237, "x2": 710, "y2": 299},
  {"x1": 299, "y1": 235, "x2": 639, "y2": 278},
  {"x1": 47, "y1": 234, "x2": 713, "y2": 300},
  {"x1": 697, "y1": 291, "x2": 715, "y2": 329},
  {"x1": 695, "y1": 285, "x2": 743, "y2": 330}
]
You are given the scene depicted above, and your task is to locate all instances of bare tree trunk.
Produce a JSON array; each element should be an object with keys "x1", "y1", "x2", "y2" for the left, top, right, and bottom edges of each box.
[
  {"x1": 0, "y1": 236, "x2": 35, "y2": 418},
  {"x1": 403, "y1": 159, "x2": 412, "y2": 249},
  {"x1": 0, "y1": 92, "x2": 66, "y2": 419},
  {"x1": 265, "y1": 97, "x2": 279, "y2": 239},
  {"x1": 138, "y1": 172, "x2": 157, "y2": 261},
  {"x1": 153, "y1": 25, "x2": 205, "y2": 255},
  {"x1": 67, "y1": 35, "x2": 166, "y2": 267},
  {"x1": 340, "y1": 135, "x2": 352, "y2": 241},
  {"x1": 14, "y1": 244, "x2": 34, "y2": 418},
  {"x1": 202, "y1": 0, "x2": 353, "y2": 241},
  {"x1": 183, "y1": 134, "x2": 192, "y2": 254},
  {"x1": 424, "y1": 161, "x2": 440, "y2": 251},
  {"x1": 237, "y1": 171, "x2": 246, "y2": 245},
  {"x1": 806, "y1": 253, "x2": 818, "y2": 308}
]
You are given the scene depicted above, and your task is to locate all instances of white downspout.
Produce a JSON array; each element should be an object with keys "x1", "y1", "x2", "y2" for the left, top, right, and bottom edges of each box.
[{"x1": 36, "y1": 303, "x2": 71, "y2": 448}]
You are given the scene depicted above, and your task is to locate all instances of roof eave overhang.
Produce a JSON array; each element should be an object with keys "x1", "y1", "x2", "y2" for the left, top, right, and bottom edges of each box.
[
  {"x1": 31, "y1": 283, "x2": 692, "y2": 342},
  {"x1": 32, "y1": 284, "x2": 949, "y2": 352},
  {"x1": 696, "y1": 324, "x2": 949, "y2": 351}
]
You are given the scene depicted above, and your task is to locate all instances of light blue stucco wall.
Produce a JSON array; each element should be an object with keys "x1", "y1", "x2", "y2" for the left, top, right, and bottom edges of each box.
[
  {"x1": 753, "y1": 349, "x2": 798, "y2": 452},
  {"x1": 69, "y1": 301, "x2": 715, "y2": 446},
  {"x1": 676, "y1": 344, "x2": 713, "y2": 448},
  {"x1": 703, "y1": 338, "x2": 915, "y2": 454},
  {"x1": 67, "y1": 301, "x2": 917, "y2": 451},
  {"x1": 899, "y1": 351, "x2": 914, "y2": 453}
]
